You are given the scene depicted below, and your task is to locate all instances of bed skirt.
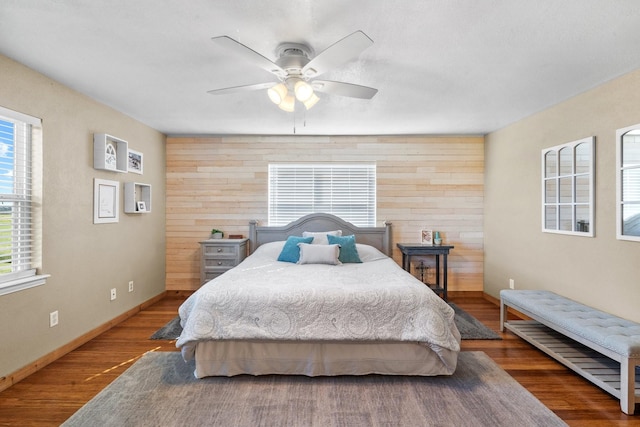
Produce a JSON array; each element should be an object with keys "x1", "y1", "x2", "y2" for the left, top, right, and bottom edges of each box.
[{"x1": 188, "y1": 340, "x2": 458, "y2": 378}]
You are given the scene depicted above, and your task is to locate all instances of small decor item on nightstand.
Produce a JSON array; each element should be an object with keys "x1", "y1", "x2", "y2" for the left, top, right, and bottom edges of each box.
[
  {"x1": 433, "y1": 231, "x2": 442, "y2": 246},
  {"x1": 210, "y1": 229, "x2": 224, "y2": 239},
  {"x1": 421, "y1": 229, "x2": 433, "y2": 245}
]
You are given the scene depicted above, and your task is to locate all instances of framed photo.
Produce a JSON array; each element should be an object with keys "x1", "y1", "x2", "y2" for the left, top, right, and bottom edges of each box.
[
  {"x1": 421, "y1": 229, "x2": 433, "y2": 245},
  {"x1": 136, "y1": 201, "x2": 146, "y2": 212},
  {"x1": 128, "y1": 149, "x2": 143, "y2": 175},
  {"x1": 94, "y1": 179, "x2": 119, "y2": 224}
]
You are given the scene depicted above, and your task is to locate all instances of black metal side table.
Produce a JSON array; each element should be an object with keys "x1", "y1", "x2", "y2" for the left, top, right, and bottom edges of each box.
[{"x1": 396, "y1": 243, "x2": 454, "y2": 300}]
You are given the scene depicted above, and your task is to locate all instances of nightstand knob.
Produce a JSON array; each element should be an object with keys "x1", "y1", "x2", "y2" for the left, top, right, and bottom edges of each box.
[
  {"x1": 217, "y1": 261, "x2": 223, "y2": 266},
  {"x1": 217, "y1": 248, "x2": 222, "y2": 252}
]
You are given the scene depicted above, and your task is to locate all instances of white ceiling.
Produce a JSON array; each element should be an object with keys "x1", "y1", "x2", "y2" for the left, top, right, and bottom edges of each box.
[{"x1": 2, "y1": 1, "x2": 640, "y2": 136}]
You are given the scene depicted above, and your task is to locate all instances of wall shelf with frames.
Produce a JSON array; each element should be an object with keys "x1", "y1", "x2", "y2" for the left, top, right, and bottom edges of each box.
[
  {"x1": 94, "y1": 133, "x2": 128, "y2": 173},
  {"x1": 124, "y1": 182, "x2": 152, "y2": 213}
]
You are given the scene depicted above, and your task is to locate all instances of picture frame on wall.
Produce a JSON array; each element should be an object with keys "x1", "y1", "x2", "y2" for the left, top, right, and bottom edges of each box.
[
  {"x1": 421, "y1": 229, "x2": 433, "y2": 245},
  {"x1": 128, "y1": 149, "x2": 143, "y2": 174},
  {"x1": 136, "y1": 201, "x2": 146, "y2": 212},
  {"x1": 94, "y1": 178, "x2": 119, "y2": 224}
]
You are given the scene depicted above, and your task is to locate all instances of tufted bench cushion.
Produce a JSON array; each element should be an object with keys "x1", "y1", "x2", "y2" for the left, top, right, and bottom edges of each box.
[
  {"x1": 500, "y1": 290, "x2": 640, "y2": 357},
  {"x1": 500, "y1": 289, "x2": 640, "y2": 415}
]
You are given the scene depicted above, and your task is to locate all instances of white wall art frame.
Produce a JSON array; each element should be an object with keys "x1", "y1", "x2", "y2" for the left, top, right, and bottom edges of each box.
[
  {"x1": 94, "y1": 178, "x2": 120, "y2": 224},
  {"x1": 128, "y1": 149, "x2": 143, "y2": 174}
]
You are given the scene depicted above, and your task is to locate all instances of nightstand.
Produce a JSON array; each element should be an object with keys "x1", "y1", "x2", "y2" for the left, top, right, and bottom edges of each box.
[
  {"x1": 199, "y1": 238, "x2": 248, "y2": 285},
  {"x1": 396, "y1": 243, "x2": 454, "y2": 300}
]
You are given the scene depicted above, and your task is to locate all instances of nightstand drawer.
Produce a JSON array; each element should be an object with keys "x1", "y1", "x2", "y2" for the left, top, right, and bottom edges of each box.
[
  {"x1": 203, "y1": 271, "x2": 225, "y2": 282},
  {"x1": 203, "y1": 258, "x2": 237, "y2": 268},
  {"x1": 203, "y1": 244, "x2": 239, "y2": 257}
]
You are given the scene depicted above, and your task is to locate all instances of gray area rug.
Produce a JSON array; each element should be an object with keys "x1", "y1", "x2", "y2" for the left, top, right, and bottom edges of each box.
[
  {"x1": 62, "y1": 351, "x2": 565, "y2": 427},
  {"x1": 448, "y1": 302, "x2": 501, "y2": 340},
  {"x1": 150, "y1": 303, "x2": 501, "y2": 340}
]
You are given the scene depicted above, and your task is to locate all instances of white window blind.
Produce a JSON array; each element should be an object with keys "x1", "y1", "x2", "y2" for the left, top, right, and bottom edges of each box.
[
  {"x1": 0, "y1": 106, "x2": 46, "y2": 295},
  {"x1": 268, "y1": 163, "x2": 376, "y2": 226}
]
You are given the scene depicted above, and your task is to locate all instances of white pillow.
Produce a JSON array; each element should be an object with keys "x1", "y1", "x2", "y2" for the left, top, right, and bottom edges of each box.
[
  {"x1": 297, "y1": 243, "x2": 342, "y2": 265},
  {"x1": 356, "y1": 244, "x2": 388, "y2": 262},
  {"x1": 302, "y1": 230, "x2": 342, "y2": 245}
]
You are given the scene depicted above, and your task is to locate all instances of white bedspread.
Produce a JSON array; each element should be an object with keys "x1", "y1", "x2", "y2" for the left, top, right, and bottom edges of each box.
[{"x1": 177, "y1": 242, "x2": 461, "y2": 366}]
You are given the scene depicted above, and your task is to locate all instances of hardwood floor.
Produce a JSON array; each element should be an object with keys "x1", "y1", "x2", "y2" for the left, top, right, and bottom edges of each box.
[{"x1": 0, "y1": 294, "x2": 638, "y2": 426}]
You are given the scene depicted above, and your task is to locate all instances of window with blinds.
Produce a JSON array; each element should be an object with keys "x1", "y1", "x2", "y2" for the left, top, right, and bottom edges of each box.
[
  {"x1": 268, "y1": 163, "x2": 376, "y2": 226},
  {"x1": 0, "y1": 107, "x2": 47, "y2": 295}
]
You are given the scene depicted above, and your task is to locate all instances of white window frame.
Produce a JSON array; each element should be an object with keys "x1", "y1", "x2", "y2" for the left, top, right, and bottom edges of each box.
[
  {"x1": 0, "y1": 106, "x2": 48, "y2": 296},
  {"x1": 616, "y1": 123, "x2": 640, "y2": 242},
  {"x1": 268, "y1": 163, "x2": 376, "y2": 227},
  {"x1": 541, "y1": 136, "x2": 595, "y2": 236}
]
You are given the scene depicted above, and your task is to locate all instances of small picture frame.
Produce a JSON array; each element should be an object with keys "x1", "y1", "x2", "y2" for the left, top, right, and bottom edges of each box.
[
  {"x1": 128, "y1": 149, "x2": 143, "y2": 175},
  {"x1": 421, "y1": 229, "x2": 433, "y2": 245},
  {"x1": 94, "y1": 179, "x2": 119, "y2": 224},
  {"x1": 136, "y1": 201, "x2": 146, "y2": 212}
]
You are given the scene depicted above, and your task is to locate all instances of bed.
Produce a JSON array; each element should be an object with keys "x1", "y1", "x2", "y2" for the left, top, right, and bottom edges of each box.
[{"x1": 176, "y1": 213, "x2": 461, "y2": 378}]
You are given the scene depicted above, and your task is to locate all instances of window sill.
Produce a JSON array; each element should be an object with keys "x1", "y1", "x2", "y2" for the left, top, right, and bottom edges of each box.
[{"x1": 0, "y1": 273, "x2": 51, "y2": 296}]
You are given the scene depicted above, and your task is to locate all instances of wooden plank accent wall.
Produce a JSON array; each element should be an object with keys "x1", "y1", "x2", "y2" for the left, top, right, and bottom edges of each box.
[{"x1": 166, "y1": 135, "x2": 484, "y2": 291}]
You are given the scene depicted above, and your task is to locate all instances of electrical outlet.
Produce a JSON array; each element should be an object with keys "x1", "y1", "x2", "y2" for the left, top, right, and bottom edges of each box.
[
  {"x1": 49, "y1": 311, "x2": 59, "y2": 327},
  {"x1": 128, "y1": 281, "x2": 134, "y2": 292},
  {"x1": 509, "y1": 278, "x2": 515, "y2": 289},
  {"x1": 110, "y1": 288, "x2": 117, "y2": 301}
]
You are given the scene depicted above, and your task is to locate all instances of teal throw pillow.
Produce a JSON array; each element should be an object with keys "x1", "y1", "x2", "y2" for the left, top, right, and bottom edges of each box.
[
  {"x1": 277, "y1": 236, "x2": 314, "y2": 263},
  {"x1": 327, "y1": 234, "x2": 362, "y2": 263}
]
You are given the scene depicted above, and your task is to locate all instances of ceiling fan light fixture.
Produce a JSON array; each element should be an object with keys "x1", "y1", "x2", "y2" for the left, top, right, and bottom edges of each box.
[
  {"x1": 303, "y1": 93, "x2": 320, "y2": 110},
  {"x1": 267, "y1": 83, "x2": 288, "y2": 105},
  {"x1": 294, "y1": 80, "x2": 314, "y2": 102},
  {"x1": 209, "y1": 31, "x2": 377, "y2": 114},
  {"x1": 278, "y1": 94, "x2": 296, "y2": 112}
]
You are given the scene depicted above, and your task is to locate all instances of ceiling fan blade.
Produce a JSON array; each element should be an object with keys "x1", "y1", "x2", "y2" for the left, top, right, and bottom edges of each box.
[
  {"x1": 207, "y1": 82, "x2": 275, "y2": 95},
  {"x1": 312, "y1": 80, "x2": 378, "y2": 99},
  {"x1": 302, "y1": 31, "x2": 373, "y2": 78},
  {"x1": 211, "y1": 36, "x2": 285, "y2": 77}
]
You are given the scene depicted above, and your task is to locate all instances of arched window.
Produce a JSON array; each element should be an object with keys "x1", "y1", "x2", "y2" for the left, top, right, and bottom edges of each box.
[
  {"x1": 616, "y1": 125, "x2": 640, "y2": 241},
  {"x1": 542, "y1": 137, "x2": 594, "y2": 236}
]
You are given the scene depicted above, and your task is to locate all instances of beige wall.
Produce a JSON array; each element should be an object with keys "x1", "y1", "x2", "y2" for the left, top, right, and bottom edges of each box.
[
  {"x1": 0, "y1": 55, "x2": 166, "y2": 378},
  {"x1": 166, "y1": 135, "x2": 484, "y2": 292},
  {"x1": 485, "y1": 69, "x2": 640, "y2": 322}
]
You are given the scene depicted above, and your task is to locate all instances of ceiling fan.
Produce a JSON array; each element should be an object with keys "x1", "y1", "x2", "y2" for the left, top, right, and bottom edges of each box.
[{"x1": 207, "y1": 30, "x2": 378, "y2": 112}]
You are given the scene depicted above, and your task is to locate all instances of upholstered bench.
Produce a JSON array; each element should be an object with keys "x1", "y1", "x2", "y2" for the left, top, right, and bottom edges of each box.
[{"x1": 500, "y1": 289, "x2": 640, "y2": 415}]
